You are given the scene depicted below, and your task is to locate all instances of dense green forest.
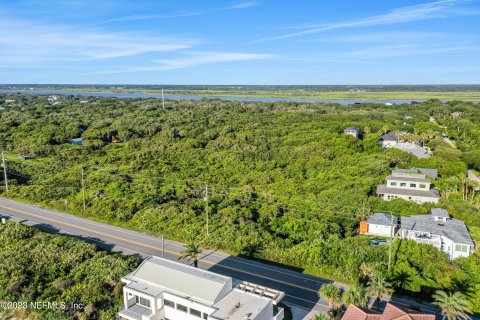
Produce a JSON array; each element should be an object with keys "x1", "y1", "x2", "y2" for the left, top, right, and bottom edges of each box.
[
  {"x1": 0, "y1": 221, "x2": 139, "y2": 319},
  {"x1": 1, "y1": 94, "x2": 480, "y2": 311}
]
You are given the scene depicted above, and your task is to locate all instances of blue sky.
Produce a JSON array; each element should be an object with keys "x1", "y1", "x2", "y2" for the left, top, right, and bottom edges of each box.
[{"x1": 0, "y1": 0, "x2": 479, "y2": 84}]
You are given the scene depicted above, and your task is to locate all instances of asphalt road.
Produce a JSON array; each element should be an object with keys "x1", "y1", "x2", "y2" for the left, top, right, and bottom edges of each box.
[{"x1": 0, "y1": 197, "x2": 456, "y2": 317}]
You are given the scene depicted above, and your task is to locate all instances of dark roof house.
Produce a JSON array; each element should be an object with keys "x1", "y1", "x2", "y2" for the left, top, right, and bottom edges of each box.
[{"x1": 367, "y1": 213, "x2": 398, "y2": 226}]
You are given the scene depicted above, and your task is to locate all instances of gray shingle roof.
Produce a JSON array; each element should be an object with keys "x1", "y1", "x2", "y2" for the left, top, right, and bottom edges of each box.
[
  {"x1": 377, "y1": 185, "x2": 440, "y2": 198},
  {"x1": 393, "y1": 168, "x2": 438, "y2": 179},
  {"x1": 380, "y1": 131, "x2": 399, "y2": 141},
  {"x1": 127, "y1": 256, "x2": 231, "y2": 304},
  {"x1": 401, "y1": 214, "x2": 474, "y2": 246},
  {"x1": 431, "y1": 208, "x2": 450, "y2": 218},
  {"x1": 389, "y1": 143, "x2": 430, "y2": 158},
  {"x1": 386, "y1": 176, "x2": 431, "y2": 183},
  {"x1": 344, "y1": 127, "x2": 360, "y2": 131},
  {"x1": 367, "y1": 213, "x2": 398, "y2": 225}
]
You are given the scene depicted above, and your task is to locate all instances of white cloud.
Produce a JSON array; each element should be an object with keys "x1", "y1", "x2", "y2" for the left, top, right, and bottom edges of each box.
[
  {"x1": 0, "y1": 17, "x2": 199, "y2": 65},
  {"x1": 104, "y1": 1, "x2": 260, "y2": 23},
  {"x1": 254, "y1": 0, "x2": 476, "y2": 42},
  {"x1": 227, "y1": 1, "x2": 260, "y2": 9},
  {"x1": 318, "y1": 31, "x2": 452, "y2": 43},
  {"x1": 104, "y1": 12, "x2": 202, "y2": 23},
  {"x1": 95, "y1": 51, "x2": 273, "y2": 74},
  {"x1": 345, "y1": 43, "x2": 480, "y2": 58}
]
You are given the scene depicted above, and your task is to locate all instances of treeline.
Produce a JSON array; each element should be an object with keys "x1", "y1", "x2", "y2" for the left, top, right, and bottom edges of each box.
[
  {"x1": 0, "y1": 95, "x2": 479, "y2": 311},
  {"x1": 0, "y1": 221, "x2": 139, "y2": 320},
  {"x1": 2, "y1": 84, "x2": 480, "y2": 92}
]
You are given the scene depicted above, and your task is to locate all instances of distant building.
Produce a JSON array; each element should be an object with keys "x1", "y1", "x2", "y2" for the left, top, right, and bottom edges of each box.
[
  {"x1": 48, "y1": 95, "x2": 60, "y2": 103},
  {"x1": 4, "y1": 99, "x2": 15, "y2": 103},
  {"x1": 361, "y1": 213, "x2": 398, "y2": 237},
  {"x1": 377, "y1": 168, "x2": 440, "y2": 204},
  {"x1": 379, "y1": 131, "x2": 430, "y2": 158},
  {"x1": 70, "y1": 138, "x2": 83, "y2": 146},
  {"x1": 468, "y1": 170, "x2": 480, "y2": 191},
  {"x1": 379, "y1": 131, "x2": 400, "y2": 148},
  {"x1": 361, "y1": 209, "x2": 475, "y2": 260},
  {"x1": 342, "y1": 302, "x2": 435, "y2": 320},
  {"x1": 344, "y1": 127, "x2": 360, "y2": 139},
  {"x1": 118, "y1": 256, "x2": 285, "y2": 320}
]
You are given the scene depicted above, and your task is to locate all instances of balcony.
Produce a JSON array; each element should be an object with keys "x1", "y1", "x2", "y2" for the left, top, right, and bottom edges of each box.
[
  {"x1": 273, "y1": 306, "x2": 284, "y2": 320},
  {"x1": 118, "y1": 304, "x2": 155, "y2": 320}
]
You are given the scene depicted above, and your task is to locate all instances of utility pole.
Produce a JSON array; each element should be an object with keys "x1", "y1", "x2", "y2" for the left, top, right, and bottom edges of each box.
[
  {"x1": 81, "y1": 167, "x2": 86, "y2": 213},
  {"x1": 204, "y1": 183, "x2": 209, "y2": 235},
  {"x1": 161, "y1": 89, "x2": 165, "y2": 109},
  {"x1": 162, "y1": 235, "x2": 165, "y2": 258},
  {"x1": 388, "y1": 213, "x2": 395, "y2": 272},
  {"x1": 1, "y1": 151, "x2": 9, "y2": 192}
]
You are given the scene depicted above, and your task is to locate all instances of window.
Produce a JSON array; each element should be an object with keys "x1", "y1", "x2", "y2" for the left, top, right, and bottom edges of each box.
[
  {"x1": 203, "y1": 313, "x2": 208, "y2": 320},
  {"x1": 177, "y1": 304, "x2": 188, "y2": 312},
  {"x1": 410, "y1": 183, "x2": 416, "y2": 188},
  {"x1": 400, "y1": 183, "x2": 407, "y2": 187},
  {"x1": 455, "y1": 244, "x2": 469, "y2": 252},
  {"x1": 164, "y1": 299, "x2": 175, "y2": 308},
  {"x1": 390, "y1": 182, "x2": 397, "y2": 186},
  {"x1": 190, "y1": 309, "x2": 202, "y2": 317},
  {"x1": 135, "y1": 296, "x2": 151, "y2": 309},
  {"x1": 419, "y1": 184, "x2": 426, "y2": 189}
]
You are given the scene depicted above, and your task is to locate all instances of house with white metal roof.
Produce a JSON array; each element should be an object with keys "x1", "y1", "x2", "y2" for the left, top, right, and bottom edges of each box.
[
  {"x1": 376, "y1": 168, "x2": 440, "y2": 204},
  {"x1": 118, "y1": 256, "x2": 285, "y2": 320}
]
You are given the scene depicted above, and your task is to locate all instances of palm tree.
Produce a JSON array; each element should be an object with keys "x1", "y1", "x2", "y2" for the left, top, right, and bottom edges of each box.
[
  {"x1": 432, "y1": 290, "x2": 472, "y2": 320},
  {"x1": 367, "y1": 275, "x2": 393, "y2": 309},
  {"x1": 391, "y1": 270, "x2": 412, "y2": 293},
  {"x1": 179, "y1": 243, "x2": 202, "y2": 268},
  {"x1": 318, "y1": 283, "x2": 343, "y2": 309},
  {"x1": 343, "y1": 285, "x2": 369, "y2": 307}
]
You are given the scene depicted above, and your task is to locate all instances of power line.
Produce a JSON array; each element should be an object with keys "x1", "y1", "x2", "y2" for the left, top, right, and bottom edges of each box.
[
  {"x1": 1, "y1": 151, "x2": 9, "y2": 192},
  {"x1": 81, "y1": 166, "x2": 86, "y2": 213},
  {"x1": 204, "y1": 183, "x2": 209, "y2": 235}
]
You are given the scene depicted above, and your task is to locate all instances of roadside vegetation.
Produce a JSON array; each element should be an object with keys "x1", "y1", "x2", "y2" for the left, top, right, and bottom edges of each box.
[
  {"x1": 0, "y1": 94, "x2": 479, "y2": 312},
  {"x1": 0, "y1": 221, "x2": 139, "y2": 320}
]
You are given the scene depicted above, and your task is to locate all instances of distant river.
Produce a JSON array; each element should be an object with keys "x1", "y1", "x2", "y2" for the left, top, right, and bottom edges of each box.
[{"x1": 0, "y1": 89, "x2": 424, "y2": 105}]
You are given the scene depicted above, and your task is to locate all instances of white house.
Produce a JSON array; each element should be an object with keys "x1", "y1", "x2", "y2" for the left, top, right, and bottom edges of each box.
[
  {"x1": 118, "y1": 256, "x2": 285, "y2": 320},
  {"x1": 377, "y1": 168, "x2": 440, "y2": 204},
  {"x1": 363, "y1": 213, "x2": 398, "y2": 237},
  {"x1": 400, "y1": 209, "x2": 475, "y2": 260},
  {"x1": 344, "y1": 127, "x2": 360, "y2": 139}
]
